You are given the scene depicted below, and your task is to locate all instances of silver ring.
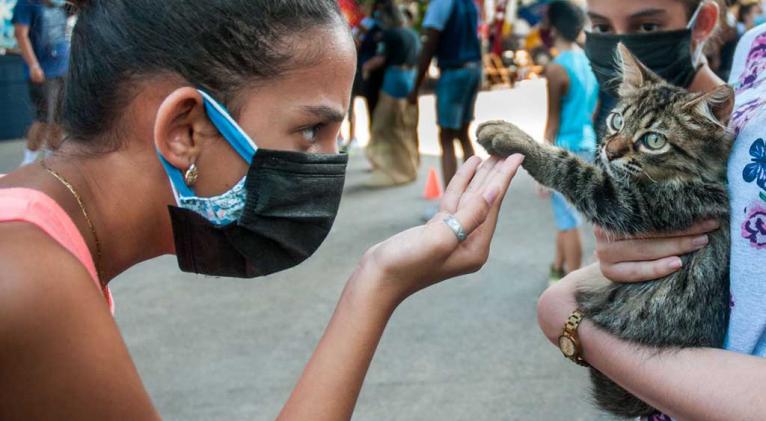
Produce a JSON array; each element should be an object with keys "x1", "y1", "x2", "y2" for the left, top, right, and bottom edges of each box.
[{"x1": 443, "y1": 215, "x2": 467, "y2": 242}]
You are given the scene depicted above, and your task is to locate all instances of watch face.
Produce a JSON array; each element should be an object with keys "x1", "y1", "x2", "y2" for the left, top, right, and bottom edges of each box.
[{"x1": 559, "y1": 336, "x2": 576, "y2": 357}]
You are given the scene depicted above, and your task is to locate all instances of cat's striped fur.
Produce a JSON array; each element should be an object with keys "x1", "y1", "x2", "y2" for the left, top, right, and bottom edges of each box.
[{"x1": 477, "y1": 44, "x2": 733, "y2": 418}]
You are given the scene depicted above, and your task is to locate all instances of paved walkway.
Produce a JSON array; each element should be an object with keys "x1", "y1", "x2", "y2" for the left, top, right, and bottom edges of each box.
[{"x1": 0, "y1": 84, "x2": 618, "y2": 420}]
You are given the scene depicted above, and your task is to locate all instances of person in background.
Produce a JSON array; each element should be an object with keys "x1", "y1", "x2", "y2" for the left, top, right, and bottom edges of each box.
[
  {"x1": 737, "y1": 0, "x2": 764, "y2": 34},
  {"x1": 12, "y1": 0, "x2": 70, "y2": 167},
  {"x1": 539, "y1": 1, "x2": 599, "y2": 283},
  {"x1": 356, "y1": 0, "x2": 387, "y2": 128},
  {"x1": 362, "y1": 2, "x2": 422, "y2": 187},
  {"x1": 709, "y1": 0, "x2": 741, "y2": 81},
  {"x1": 339, "y1": 0, "x2": 365, "y2": 151},
  {"x1": 408, "y1": 0, "x2": 483, "y2": 191}
]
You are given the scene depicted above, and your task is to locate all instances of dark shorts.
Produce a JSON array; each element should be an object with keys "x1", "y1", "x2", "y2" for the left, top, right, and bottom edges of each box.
[
  {"x1": 28, "y1": 77, "x2": 64, "y2": 123},
  {"x1": 436, "y1": 64, "x2": 482, "y2": 130}
]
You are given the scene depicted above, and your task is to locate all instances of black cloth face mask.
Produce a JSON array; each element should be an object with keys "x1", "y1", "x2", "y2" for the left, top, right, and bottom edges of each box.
[
  {"x1": 584, "y1": 4, "x2": 704, "y2": 96},
  {"x1": 169, "y1": 150, "x2": 348, "y2": 278},
  {"x1": 585, "y1": 30, "x2": 702, "y2": 96},
  {"x1": 160, "y1": 90, "x2": 348, "y2": 278}
]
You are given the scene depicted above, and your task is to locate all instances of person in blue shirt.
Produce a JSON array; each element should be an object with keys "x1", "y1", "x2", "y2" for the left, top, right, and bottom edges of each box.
[
  {"x1": 408, "y1": 0, "x2": 483, "y2": 189},
  {"x1": 540, "y1": 1, "x2": 599, "y2": 283},
  {"x1": 12, "y1": 0, "x2": 70, "y2": 166}
]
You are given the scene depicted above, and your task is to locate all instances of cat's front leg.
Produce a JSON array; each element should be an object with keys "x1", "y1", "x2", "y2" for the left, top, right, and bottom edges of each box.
[{"x1": 477, "y1": 120, "x2": 541, "y2": 158}]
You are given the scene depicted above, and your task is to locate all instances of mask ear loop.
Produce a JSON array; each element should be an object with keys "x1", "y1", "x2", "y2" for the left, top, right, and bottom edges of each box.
[
  {"x1": 157, "y1": 90, "x2": 259, "y2": 205},
  {"x1": 687, "y1": 1, "x2": 707, "y2": 65},
  {"x1": 158, "y1": 153, "x2": 196, "y2": 203},
  {"x1": 197, "y1": 89, "x2": 258, "y2": 164}
]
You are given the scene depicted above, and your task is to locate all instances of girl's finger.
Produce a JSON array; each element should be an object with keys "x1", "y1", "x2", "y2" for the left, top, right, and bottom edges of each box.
[
  {"x1": 595, "y1": 219, "x2": 720, "y2": 242},
  {"x1": 465, "y1": 156, "x2": 500, "y2": 194},
  {"x1": 650, "y1": 219, "x2": 720, "y2": 239},
  {"x1": 451, "y1": 154, "x2": 525, "y2": 238},
  {"x1": 601, "y1": 257, "x2": 684, "y2": 284},
  {"x1": 480, "y1": 154, "x2": 525, "y2": 210},
  {"x1": 441, "y1": 156, "x2": 482, "y2": 214},
  {"x1": 595, "y1": 233, "x2": 711, "y2": 263}
]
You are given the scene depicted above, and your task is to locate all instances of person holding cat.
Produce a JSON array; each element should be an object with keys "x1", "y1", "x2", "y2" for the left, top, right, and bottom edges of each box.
[
  {"x1": 539, "y1": 1, "x2": 599, "y2": 284},
  {"x1": 532, "y1": 0, "x2": 766, "y2": 420}
]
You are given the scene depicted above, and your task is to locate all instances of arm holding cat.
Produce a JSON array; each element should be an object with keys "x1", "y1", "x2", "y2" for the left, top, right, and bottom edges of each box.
[{"x1": 537, "y1": 265, "x2": 766, "y2": 421}]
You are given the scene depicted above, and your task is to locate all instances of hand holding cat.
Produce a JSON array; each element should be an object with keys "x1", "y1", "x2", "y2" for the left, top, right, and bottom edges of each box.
[
  {"x1": 594, "y1": 220, "x2": 720, "y2": 283},
  {"x1": 538, "y1": 219, "x2": 720, "y2": 349},
  {"x1": 357, "y1": 155, "x2": 524, "y2": 308}
]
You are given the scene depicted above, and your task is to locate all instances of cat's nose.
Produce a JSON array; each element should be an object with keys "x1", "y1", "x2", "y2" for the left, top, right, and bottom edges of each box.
[{"x1": 605, "y1": 139, "x2": 631, "y2": 161}]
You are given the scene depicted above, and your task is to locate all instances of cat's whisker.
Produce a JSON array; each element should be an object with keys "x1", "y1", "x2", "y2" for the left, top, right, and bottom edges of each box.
[{"x1": 641, "y1": 169, "x2": 658, "y2": 183}]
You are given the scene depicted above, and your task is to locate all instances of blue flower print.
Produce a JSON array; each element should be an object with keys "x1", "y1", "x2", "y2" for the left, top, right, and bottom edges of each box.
[{"x1": 743, "y1": 138, "x2": 766, "y2": 191}]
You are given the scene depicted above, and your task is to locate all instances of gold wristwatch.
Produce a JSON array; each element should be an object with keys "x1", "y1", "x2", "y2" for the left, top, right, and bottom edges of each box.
[{"x1": 558, "y1": 309, "x2": 590, "y2": 367}]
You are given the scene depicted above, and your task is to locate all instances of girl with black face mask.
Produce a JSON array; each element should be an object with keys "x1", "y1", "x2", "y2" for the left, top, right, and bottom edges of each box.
[
  {"x1": 0, "y1": 0, "x2": 525, "y2": 419},
  {"x1": 583, "y1": 0, "x2": 727, "y2": 131}
]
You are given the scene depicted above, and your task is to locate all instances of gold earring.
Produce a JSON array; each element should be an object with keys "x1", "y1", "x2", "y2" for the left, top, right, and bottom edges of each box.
[{"x1": 184, "y1": 162, "x2": 199, "y2": 186}]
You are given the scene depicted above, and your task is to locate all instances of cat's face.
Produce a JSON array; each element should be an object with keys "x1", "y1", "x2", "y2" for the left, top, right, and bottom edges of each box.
[{"x1": 599, "y1": 44, "x2": 735, "y2": 184}]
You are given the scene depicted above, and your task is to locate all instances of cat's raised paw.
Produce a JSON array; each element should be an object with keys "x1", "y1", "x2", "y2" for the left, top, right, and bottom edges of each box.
[{"x1": 476, "y1": 120, "x2": 536, "y2": 158}]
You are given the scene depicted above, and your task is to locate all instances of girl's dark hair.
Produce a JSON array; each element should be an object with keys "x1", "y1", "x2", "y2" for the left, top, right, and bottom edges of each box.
[
  {"x1": 63, "y1": 0, "x2": 344, "y2": 150},
  {"x1": 546, "y1": 1, "x2": 585, "y2": 43}
]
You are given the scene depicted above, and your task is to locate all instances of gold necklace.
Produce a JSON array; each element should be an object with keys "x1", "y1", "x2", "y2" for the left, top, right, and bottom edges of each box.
[{"x1": 41, "y1": 161, "x2": 104, "y2": 284}]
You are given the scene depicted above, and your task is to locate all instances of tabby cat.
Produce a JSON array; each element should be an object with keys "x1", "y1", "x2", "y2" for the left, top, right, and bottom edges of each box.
[{"x1": 477, "y1": 44, "x2": 733, "y2": 418}]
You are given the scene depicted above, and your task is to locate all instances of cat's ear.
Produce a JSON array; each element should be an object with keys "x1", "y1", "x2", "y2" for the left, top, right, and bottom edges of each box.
[
  {"x1": 682, "y1": 84, "x2": 735, "y2": 127},
  {"x1": 616, "y1": 43, "x2": 659, "y2": 96}
]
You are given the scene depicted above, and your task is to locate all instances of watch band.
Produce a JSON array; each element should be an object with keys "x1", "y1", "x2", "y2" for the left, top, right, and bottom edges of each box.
[{"x1": 559, "y1": 309, "x2": 590, "y2": 367}]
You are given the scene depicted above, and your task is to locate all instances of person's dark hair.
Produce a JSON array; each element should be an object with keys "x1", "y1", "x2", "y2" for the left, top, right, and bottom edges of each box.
[
  {"x1": 63, "y1": 0, "x2": 344, "y2": 151},
  {"x1": 546, "y1": 1, "x2": 585, "y2": 43}
]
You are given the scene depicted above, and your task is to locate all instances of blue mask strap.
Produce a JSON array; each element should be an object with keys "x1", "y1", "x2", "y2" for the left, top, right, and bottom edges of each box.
[
  {"x1": 197, "y1": 89, "x2": 258, "y2": 164},
  {"x1": 157, "y1": 90, "x2": 259, "y2": 201},
  {"x1": 158, "y1": 154, "x2": 195, "y2": 198}
]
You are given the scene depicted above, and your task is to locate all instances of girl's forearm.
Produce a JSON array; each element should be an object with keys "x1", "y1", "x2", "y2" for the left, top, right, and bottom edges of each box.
[
  {"x1": 276, "y1": 264, "x2": 398, "y2": 421},
  {"x1": 580, "y1": 322, "x2": 766, "y2": 421}
]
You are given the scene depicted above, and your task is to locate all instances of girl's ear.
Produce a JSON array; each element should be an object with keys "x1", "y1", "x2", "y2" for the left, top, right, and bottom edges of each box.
[
  {"x1": 691, "y1": 1, "x2": 719, "y2": 45},
  {"x1": 154, "y1": 88, "x2": 213, "y2": 171}
]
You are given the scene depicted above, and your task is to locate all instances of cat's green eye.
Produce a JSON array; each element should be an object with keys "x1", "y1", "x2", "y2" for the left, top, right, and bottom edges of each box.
[
  {"x1": 641, "y1": 132, "x2": 667, "y2": 150},
  {"x1": 607, "y1": 112, "x2": 624, "y2": 132}
]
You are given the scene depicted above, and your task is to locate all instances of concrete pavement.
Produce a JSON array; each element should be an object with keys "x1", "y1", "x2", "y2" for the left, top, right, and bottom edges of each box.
[{"x1": 0, "y1": 84, "x2": 619, "y2": 420}]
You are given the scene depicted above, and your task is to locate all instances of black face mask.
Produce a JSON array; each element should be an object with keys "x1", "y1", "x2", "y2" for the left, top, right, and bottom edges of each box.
[
  {"x1": 585, "y1": 29, "x2": 702, "y2": 96},
  {"x1": 168, "y1": 149, "x2": 348, "y2": 278}
]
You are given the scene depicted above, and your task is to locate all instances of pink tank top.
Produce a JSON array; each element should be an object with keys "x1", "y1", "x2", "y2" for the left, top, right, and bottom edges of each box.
[{"x1": 0, "y1": 188, "x2": 114, "y2": 313}]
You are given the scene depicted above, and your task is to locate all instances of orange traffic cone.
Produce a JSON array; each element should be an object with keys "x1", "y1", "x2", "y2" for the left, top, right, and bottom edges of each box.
[{"x1": 423, "y1": 167, "x2": 443, "y2": 200}]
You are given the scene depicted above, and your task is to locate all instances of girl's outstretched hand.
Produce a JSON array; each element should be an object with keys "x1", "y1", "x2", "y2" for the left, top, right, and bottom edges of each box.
[
  {"x1": 279, "y1": 154, "x2": 523, "y2": 421},
  {"x1": 361, "y1": 154, "x2": 525, "y2": 306}
]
